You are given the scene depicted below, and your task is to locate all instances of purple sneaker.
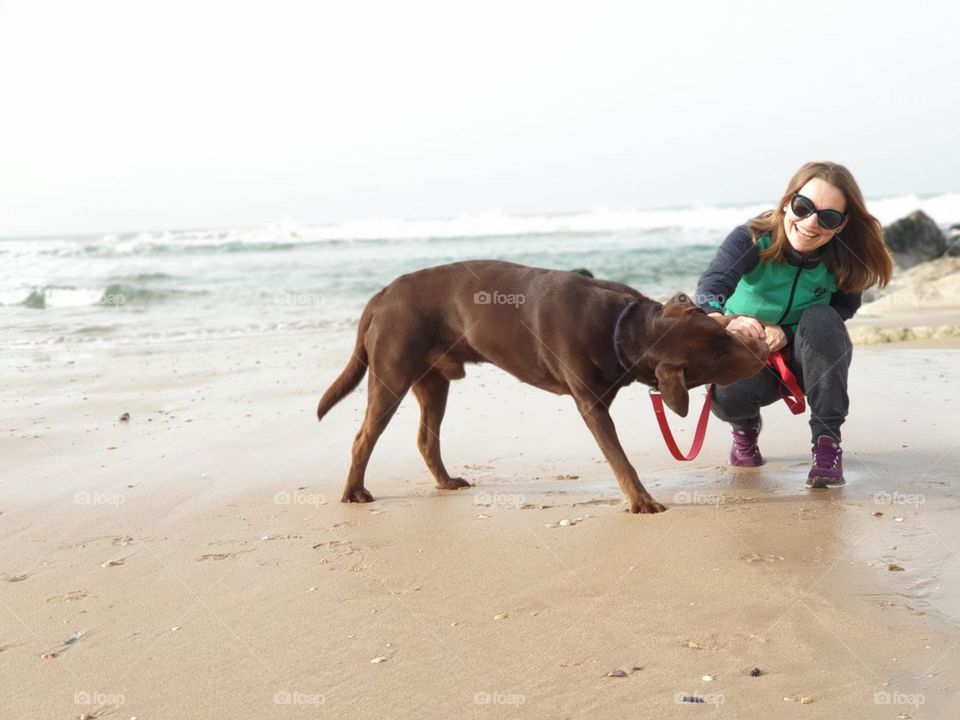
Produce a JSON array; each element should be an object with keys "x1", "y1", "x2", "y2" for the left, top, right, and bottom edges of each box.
[
  {"x1": 730, "y1": 426, "x2": 763, "y2": 467},
  {"x1": 806, "y1": 435, "x2": 845, "y2": 488}
]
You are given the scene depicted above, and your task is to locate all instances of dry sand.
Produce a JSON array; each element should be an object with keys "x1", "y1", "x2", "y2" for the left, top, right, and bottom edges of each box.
[{"x1": 2, "y1": 309, "x2": 959, "y2": 718}]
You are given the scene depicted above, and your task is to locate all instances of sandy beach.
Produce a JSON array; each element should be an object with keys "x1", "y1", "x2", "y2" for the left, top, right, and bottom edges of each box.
[
  {"x1": 2, "y1": 297, "x2": 959, "y2": 719},
  {"x1": 5, "y1": 0, "x2": 960, "y2": 714}
]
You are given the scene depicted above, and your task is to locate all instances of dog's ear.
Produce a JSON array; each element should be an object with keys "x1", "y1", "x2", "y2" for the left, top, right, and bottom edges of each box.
[
  {"x1": 662, "y1": 292, "x2": 703, "y2": 319},
  {"x1": 655, "y1": 363, "x2": 689, "y2": 417}
]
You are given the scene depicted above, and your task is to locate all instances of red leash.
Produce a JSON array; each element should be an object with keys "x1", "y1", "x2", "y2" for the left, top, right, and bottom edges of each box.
[
  {"x1": 649, "y1": 386, "x2": 713, "y2": 461},
  {"x1": 650, "y1": 349, "x2": 805, "y2": 460},
  {"x1": 618, "y1": 301, "x2": 712, "y2": 461},
  {"x1": 768, "y1": 349, "x2": 805, "y2": 414}
]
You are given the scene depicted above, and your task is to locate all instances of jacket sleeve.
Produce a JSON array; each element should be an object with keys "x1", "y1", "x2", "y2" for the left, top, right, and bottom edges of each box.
[
  {"x1": 829, "y1": 290, "x2": 862, "y2": 320},
  {"x1": 695, "y1": 225, "x2": 759, "y2": 313}
]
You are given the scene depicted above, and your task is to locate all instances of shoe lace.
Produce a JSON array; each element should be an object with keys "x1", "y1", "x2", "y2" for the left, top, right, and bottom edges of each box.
[
  {"x1": 733, "y1": 430, "x2": 760, "y2": 456},
  {"x1": 813, "y1": 441, "x2": 840, "y2": 468}
]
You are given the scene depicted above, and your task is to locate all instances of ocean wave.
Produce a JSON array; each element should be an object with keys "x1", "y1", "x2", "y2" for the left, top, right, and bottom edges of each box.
[
  {"x1": 869, "y1": 193, "x2": 960, "y2": 226},
  {"x1": 8, "y1": 287, "x2": 104, "y2": 309},
  {"x1": 114, "y1": 272, "x2": 179, "y2": 282},
  {"x1": 76, "y1": 239, "x2": 299, "y2": 258},
  {"x1": 4, "y1": 193, "x2": 958, "y2": 258},
  {"x1": 191, "y1": 193, "x2": 960, "y2": 241},
  {"x1": 2, "y1": 283, "x2": 204, "y2": 309}
]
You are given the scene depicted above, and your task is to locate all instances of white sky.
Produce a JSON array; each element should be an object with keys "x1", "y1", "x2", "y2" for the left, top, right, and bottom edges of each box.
[{"x1": 1, "y1": 0, "x2": 957, "y2": 236}]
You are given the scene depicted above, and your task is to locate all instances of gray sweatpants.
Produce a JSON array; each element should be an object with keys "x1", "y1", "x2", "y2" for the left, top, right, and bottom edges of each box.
[{"x1": 711, "y1": 304, "x2": 853, "y2": 443}]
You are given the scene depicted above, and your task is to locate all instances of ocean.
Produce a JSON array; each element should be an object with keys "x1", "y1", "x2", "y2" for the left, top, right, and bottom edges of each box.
[{"x1": 3, "y1": 194, "x2": 958, "y2": 350}]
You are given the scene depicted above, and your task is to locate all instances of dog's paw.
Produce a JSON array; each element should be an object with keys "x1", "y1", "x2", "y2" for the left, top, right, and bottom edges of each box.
[
  {"x1": 341, "y1": 487, "x2": 375, "y2": 503},
  {"x1": 628, "y1": 497, "x2": 667, "y2": 514},
  {"x1": 437, "y1": 477, "x2": 471, "y2": 490}
]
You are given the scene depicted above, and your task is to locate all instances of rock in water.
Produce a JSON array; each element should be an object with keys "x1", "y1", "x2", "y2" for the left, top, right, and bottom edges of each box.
[
  {"x1": 883, "y1": 210, "x2": 947, "y2": 269},
  {"x1": 948, "y1": 224, "x2": 960, "y2": 256}
]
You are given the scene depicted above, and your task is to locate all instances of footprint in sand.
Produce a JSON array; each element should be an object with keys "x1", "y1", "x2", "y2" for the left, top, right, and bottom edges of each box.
[
  {"x1": 196, "y1": 550, "x2": 253, "y2": 561},
  {"x1": 741, "y1": 552, "x2": 784, "y2": 563}
]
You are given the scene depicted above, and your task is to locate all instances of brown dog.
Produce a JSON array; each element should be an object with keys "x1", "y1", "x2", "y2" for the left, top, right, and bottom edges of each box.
[{"x1": 317, "y1": 260, "x2": 768, "y2": 513}]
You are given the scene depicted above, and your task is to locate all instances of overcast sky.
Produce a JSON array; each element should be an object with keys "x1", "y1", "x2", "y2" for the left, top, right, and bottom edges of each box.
[{"x1": 1, "y1": 0, "x2": 957, "y2": 236}]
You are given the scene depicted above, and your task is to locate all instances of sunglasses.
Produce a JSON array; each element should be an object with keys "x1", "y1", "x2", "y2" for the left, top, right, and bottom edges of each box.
[{"x1": 790, "y1": 193, "x2": 846, "y2": 231}]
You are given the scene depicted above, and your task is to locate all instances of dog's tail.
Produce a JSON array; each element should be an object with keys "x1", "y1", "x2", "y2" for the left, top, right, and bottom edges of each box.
[{"x1": 317, "y1": 305, "x2": 372, "y2": 422}]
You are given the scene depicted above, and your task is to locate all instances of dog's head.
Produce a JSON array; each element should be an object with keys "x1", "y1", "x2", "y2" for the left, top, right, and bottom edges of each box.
[{"x1": 643, "y1": 293, "x2": 769, "y2": 416}]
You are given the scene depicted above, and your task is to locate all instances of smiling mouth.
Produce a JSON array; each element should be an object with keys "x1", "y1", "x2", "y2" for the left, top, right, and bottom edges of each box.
[{"x1": 795, "y1": 226, "x2": 819, "y2": 240}]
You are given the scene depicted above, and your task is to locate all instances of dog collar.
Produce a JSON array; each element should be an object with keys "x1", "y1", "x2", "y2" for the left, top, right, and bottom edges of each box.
[{"x1": 612, "y1": 301, "x2": 639, "y2": 374}]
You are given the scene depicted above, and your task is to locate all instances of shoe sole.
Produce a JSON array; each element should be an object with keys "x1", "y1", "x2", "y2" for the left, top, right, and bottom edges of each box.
[{"x1": 806, "y1": 477, "x2": 846, "y2": 489}]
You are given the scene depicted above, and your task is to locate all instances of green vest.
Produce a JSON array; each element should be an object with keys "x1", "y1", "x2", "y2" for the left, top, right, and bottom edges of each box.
[{"x1": 724, "y1": 235, "x2": 838, "y2": 329}]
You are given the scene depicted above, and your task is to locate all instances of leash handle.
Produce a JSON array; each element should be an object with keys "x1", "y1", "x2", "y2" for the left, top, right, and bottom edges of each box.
[
  {"x1": 768, "y1": 350, "x2": 805, "y2": 414},
  {"x1": 649, "y1": 385, "x2": 713, "y2": 461}
]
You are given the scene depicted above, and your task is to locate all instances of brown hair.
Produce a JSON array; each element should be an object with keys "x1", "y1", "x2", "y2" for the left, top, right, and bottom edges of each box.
[{"x1": 747, "y1": 161, "x2": 893, "y2": 292}]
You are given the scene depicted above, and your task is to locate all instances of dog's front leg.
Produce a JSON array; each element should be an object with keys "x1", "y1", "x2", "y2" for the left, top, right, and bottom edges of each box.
[{"x1": 573, "y1": 397, "x2": 666, "y2": 514}]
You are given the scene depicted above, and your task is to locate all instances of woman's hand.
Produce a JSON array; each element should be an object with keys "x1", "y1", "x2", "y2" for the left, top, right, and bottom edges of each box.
[
  {"x1": 763, "y1": 324, "x2": 788, "y2": 352},
  {"x1": 713, "y1": 314, "x2": 786, "y2": 351},
  {"x1": 724, "y1": 315, "x2": 765, "y2": 340}
]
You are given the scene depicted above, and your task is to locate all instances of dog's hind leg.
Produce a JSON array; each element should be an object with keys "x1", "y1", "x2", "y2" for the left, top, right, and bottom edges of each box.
[
  {"x1": 412, "y1": 370, "x2": 470, "y2": 491},
  {"x1": 341, "y1": 370, "x2": 411, "y2": 504}
]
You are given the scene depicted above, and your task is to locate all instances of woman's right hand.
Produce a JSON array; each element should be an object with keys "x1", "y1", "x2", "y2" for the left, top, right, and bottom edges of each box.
[{"x1": 724, "y1": 315, "x2": 765, "y2": 340}]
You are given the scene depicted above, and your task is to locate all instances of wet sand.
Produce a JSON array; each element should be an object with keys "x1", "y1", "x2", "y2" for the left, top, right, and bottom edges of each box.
[{"x1": 1, "y1": 330, "x2": 959, "y2": 719}]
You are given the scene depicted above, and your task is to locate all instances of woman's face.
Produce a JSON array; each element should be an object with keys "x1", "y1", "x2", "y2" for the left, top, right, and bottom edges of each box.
[{"x1": 783, "y1": 177, "x2": 848, "y2": 255}]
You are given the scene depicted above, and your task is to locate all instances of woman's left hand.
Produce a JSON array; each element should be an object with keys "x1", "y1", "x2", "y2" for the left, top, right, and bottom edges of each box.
[{"x1": 763, "y1": 324, "x2": 788, "y2": 352}]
